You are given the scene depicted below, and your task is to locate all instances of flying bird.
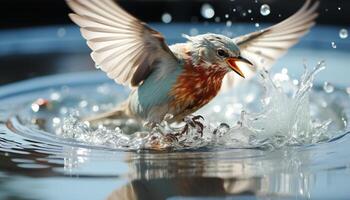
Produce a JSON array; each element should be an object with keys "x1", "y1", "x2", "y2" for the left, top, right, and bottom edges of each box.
[{"x1": 66, "y1": 0, "x2": 319, "y2": 127}]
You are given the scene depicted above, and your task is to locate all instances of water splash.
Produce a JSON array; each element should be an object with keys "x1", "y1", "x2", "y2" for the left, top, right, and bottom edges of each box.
[{"x1": 18, "y1": 61, "x2": 347, "y2": 151}]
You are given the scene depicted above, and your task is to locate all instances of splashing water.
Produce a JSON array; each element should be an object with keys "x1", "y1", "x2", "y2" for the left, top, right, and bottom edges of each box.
[{"x1": 19, "y1": 61, "x2": 347, "y2": 151}]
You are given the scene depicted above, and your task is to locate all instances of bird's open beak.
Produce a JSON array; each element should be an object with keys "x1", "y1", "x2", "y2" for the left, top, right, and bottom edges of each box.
[{"x1": 225, "y1": 56, "x2": 253, "y2": 78}]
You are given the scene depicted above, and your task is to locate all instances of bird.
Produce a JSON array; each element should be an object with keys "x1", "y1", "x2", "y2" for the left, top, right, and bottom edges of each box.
[{"x1": 66, "y1": 0, "x2": 319, "y2": 128}]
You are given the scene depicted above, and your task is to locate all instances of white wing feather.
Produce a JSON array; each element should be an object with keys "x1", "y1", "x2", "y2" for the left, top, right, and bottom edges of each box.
[
  {"x1": 66, "y1": 0, "x2": 178, "y2": 87},
  {"x1": 222, "y1": 0, "x2": 319, "y2": 91}
]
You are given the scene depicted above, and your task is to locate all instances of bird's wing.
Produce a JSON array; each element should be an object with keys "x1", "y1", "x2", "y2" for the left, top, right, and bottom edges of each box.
[
  {"x1": 66, "y1": 0, "x2": 178, "y2": 87},
  {"x1": 222, "y1": 0, "x2": 319, "y2": 91}
]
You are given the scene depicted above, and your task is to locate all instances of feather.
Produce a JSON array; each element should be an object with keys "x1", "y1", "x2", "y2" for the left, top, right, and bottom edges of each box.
[{"x1": 66, "y1": 0, "x2": 179, "y2": 87}]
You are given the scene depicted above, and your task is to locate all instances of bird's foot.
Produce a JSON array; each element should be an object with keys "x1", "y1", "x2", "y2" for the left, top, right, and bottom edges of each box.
[{"x1": 176, "y1": 115, "x2": 205, "y2": 137}]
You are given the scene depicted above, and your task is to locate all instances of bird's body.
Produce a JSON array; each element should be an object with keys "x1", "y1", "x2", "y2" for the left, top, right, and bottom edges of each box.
[
  {"x1": 66, "y1": 0, "x2": 319, "y2": 126},
  {"x1": 129, "y1": 42, "x2": 229, "y2": 123}
]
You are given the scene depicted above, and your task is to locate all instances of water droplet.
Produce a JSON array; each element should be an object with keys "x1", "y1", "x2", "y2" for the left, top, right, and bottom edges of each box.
[
  {"x1": 232, "y1": 8, "x2": 237, "y2": 12},
  {"x1": 255, "y1": 23, "x2": 260, "y2": 28},
  {"x1": 50, "y1": 92, "x2": 61, "y2": 101},
  {"x1": 226, "y1": 20, "x2": 232, "y2": 27},
  {"x1": 161, "y1": 13, "x2": 172, "y2": 24},
  {"x1": 92, "y1": 105, "x2": 100, "y2": 112},
  {"x1": 346, "y1": 87, "x2": 350, "y2": 95},
  {"x1": 323, "y1": 82, "x2": 334, "y2": 93},
  {"x1": 31, "y1": 104, "x2": 40, "y2": 113},
  {"x1": 339, "y1": 29, "x2": 348, "y2": 39},
  {"x1": 79, "y1": 100, "x2": 88, "y2": 108},
  {"x1": 190, "y1": 28, "x2": 199, "y2": 36},
  {"x1": 57, "y1": 28, "x2": 66, "y2": 38},
  {"x1": 201, "y1": 4, "x2": 215, "y2": 19},
  {"x1": 225, "y1": 14, "x2": 229, "y2": 18},
  {"x1": 53, "y1": 117, "x2": 61, "y2": 125},
  {"x1": 331, "y1": 42, "x2": 337, "y2": 49},
  {"x1": 293, "y1": 79, "x2": 299, "y2": 86},
  {"x1": 248, "y1": 9, "x2": 252, "y2": 14},
  {"x1": 213, "y1": 105, "x2": 221, "y2": 113},
  {"x1": 260, "y1": 4, "x2": 271, "y2": 16},
  {"x1": 338, "y1": 7, "x2": 341, "y2": 11},
  {"x1": 241, "y1": 12, "x2": 247, "y2": 17}
]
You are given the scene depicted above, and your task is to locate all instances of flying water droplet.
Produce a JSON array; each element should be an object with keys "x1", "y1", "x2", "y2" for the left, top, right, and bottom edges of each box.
[
  {"x1": 201, "y1": 4, "x2": 215, "y2": 19},
  {"x1": 225, "y1": 14, "x2": 229, "y2": 18},
  {"x1": 260, "y1": 4, "x2": 271, "y2": 16},
  {"x1": 57, "y1": 28, "x2": 66, "y2": 38},
  {"x1": 248, "y1": 9, "x2": 252, "y2": 14},
  {"x1": 331, "y1": 42, "x2": 337, "y2": 49},
  {"x1": 161, "y1": 13, "x2": 172, "y2": 24},
  {"x1": 346, "y1": 87, "x2": 350, "y2": 95},
  {"x1": 226, "y1": 20, "x2": 232, "y2": 27},
  {"x1": 339, "y1": 29, "x2": 348, "y2": 39},
  {"x1": 323, "y1": 82, "x2": 334, "y2": 93},
  {"x1": 189, "y1": 28, "x2": 199, "y2": 36},
  {"x1": 255, "y1": 23, "x2": 260, "y2": 28},
  {"x1": 232, "y1": 8, "x2": 237, "y2": 12}
]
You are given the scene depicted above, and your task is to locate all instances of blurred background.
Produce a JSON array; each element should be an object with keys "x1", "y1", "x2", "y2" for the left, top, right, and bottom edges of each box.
[{"x1": 0, "y1": 0, "x2": 349, "y2": 85}]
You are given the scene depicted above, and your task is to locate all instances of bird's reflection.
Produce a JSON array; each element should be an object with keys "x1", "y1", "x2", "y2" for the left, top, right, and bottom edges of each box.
[{"x1": 107, "y1": 177, "x2": 260, "y2": 200}]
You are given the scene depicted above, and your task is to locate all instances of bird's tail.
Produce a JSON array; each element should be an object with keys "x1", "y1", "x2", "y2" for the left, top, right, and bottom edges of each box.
[{"x1": 82, "y1": 101, "x2": 131, "y2": 124}]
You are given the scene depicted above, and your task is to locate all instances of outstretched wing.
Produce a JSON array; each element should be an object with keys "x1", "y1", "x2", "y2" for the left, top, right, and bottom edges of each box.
[
  {"x1": 222, "y1": 0, "x2": 319, "y2": 91},
  {"x1": 66, "y1": 0, "x2": 178, "y2": 87}
]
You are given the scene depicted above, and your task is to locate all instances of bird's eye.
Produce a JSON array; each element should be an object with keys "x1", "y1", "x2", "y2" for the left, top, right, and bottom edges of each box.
[{"x1": 217, "y1": 49, "x2": 229, "y2": 58}]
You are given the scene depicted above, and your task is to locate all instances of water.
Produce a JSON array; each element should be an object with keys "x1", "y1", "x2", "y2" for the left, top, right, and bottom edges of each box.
[
  {"x1": 339, "y1": 28, "x2": 348, "y2": 39},
  {"x1": 1, "y1": 24, "x2": 350, "y2": 199},
  {"x1": 201, "y1": 4, "x2": 215, "y2": 19},
  {"x1": 13, "y1": 61, "x2": 343, "y2": 151},
  {"x1": 260, "y1": 4, "x2": 271, "y2": 16}
]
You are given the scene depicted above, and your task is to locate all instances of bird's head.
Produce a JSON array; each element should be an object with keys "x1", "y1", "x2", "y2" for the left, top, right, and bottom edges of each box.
[{"x1": 184, "y1": 33, "x2": 252, "y2": 78}]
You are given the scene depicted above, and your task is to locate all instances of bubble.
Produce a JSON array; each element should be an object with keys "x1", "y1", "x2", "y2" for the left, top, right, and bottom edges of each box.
[
  {"x1": 248, "y1": 9, "x2": 252, "y2": 14},
  {"x1": 323, "y1": 82, "x2": 334, "y2": 93},
  {"x1": 225, "y1": 14, "x2": 229, "y2": 19},
  {"x1": 255, "y1": 23, "x2": 260, "y2": 28},
  {"x1": 339, "y1": 29, "x2": 348, "y2": 39},
  {"x1": 338, "y1": 7, "x2": 341, "y2": 11},
  {"x1": 226, "y1": 20, "x2": 232, "y2": 27},
  {"x1": 331, "y1": 42, "x2": 337, "y2": 49},
  {"x1": 232, "y1": 8, "x2": 237, "y2": 12},
  {"x1": 260, "y1": 4, "x2": 271, "y2": 16},
  {"x1": 201, "y1": 4, "x2": 215, "y2": 19},
  {"x1": 161, "y1": 13, "x2": 172, "y2": 24}
]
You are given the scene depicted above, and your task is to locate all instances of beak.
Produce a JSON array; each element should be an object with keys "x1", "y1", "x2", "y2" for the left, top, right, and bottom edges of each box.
[{"x1": 226, "y1": 56, "x2": 253, "y2": 78}]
